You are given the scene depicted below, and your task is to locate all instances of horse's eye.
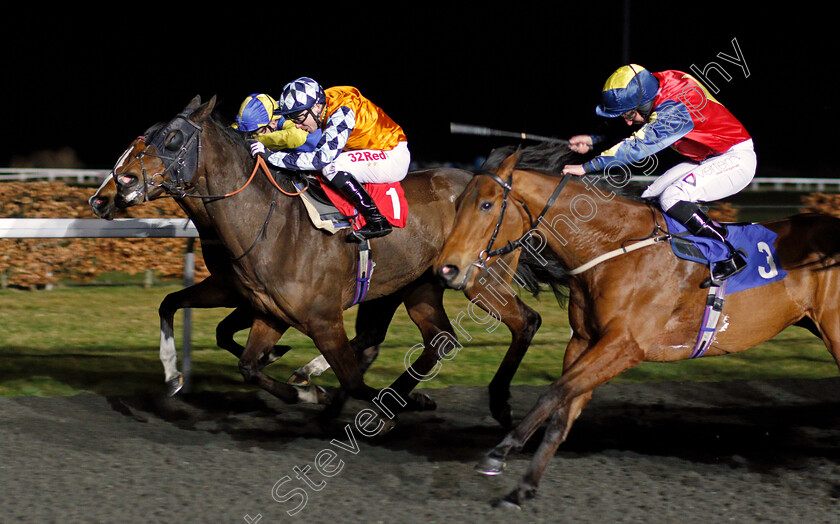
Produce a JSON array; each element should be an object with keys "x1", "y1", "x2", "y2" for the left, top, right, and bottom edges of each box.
[
  {"x1": 164, "y1": 130, "x2": 184, "y2": 151},
  {"x1": 480, "y1": 201, "x2": 493, "y2": 211}
]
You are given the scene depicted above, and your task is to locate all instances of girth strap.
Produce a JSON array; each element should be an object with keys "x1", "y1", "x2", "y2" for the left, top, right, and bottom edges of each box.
[
  {"x1": 690, "y1": 281, "x2": 728, "y2": 359},
  {"x1": 352, "y1": 239, "x2": 375, "y2": 306}
]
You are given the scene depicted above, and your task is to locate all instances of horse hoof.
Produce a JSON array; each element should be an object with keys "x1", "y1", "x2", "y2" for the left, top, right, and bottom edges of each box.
[
  {"x1": 475, "y1": 455, "x2": 506, "y2": 476},
  {"x1": 287, "y1": 371, "x2": 310, "y2": 387},
  {"x1": 378, "y1": 417, "x2": 398, "y2": 436},
  {"x1": 166, "y1": 374, "x2": 184, "y2": 397},
  {"x1": 408, "y1": 392, "x2": 437, "y2": 411},
  {"x1": 315, "y1": 386, "x2": 332, "y2": 405},
  {"x1": 490, "y1": 497, "x2": 522, "y2": 510}
]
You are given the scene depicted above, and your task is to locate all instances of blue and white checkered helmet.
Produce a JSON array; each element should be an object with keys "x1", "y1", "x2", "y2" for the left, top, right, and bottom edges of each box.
[{"x1": 278, "y1": 77, "x2": 326, "y2": 116}]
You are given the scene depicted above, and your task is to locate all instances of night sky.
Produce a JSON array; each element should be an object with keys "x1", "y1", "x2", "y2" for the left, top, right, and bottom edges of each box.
[{"x1": 3, "y1": 4, "x2": 836, "y2": 177}]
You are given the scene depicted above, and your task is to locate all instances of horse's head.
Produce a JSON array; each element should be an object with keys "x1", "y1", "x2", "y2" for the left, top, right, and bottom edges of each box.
[
  {"x1": 88, "y1": 173, "x2": 118, "y2": 219},
  {"x1": 113, "y1": 95, "x2": 216, "y2": 207},
  {"x1": 435, "y1": 153, "x2": 534, "y2": 290}
]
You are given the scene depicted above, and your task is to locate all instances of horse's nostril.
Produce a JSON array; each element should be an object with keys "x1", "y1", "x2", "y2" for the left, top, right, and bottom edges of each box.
[
  {"x1": 118, "y1": 174, "x2": 137, "y2": 186},
  {"x1": 439, "y1": 265, "x2": 459, "y2": 279}
]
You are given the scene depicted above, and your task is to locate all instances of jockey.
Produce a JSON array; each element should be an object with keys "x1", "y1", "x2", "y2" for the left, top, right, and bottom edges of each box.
[
  {"x1": 232, "y1": 93, "x2": 321, "y2": 152},
  {"x1": 249, "y1": 77, "x2": 410, "y2": 241},
  {"x1": 562, "y1": 64, "x2": 755, "y2": 287}
]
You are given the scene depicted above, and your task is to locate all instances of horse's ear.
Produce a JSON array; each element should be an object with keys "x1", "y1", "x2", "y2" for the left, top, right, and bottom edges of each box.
[
  {"x1": 188, "y1": 95, "x2": 217, "y2": 124},
  {"x1": 498, "y1": 151, "x2": 519, "y2": 178},
  {"x1": 185, "y1": 95, "x2": 202, "y2": 112}
]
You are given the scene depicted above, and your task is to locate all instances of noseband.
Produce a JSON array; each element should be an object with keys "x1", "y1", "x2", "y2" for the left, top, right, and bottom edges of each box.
[{"x1": 473, "y1": 169, "x2": 570, "y2": 267}]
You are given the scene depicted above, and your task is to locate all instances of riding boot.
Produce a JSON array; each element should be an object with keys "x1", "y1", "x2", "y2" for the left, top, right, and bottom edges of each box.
[
  {"x1": 329, "y1": 171, "x2": 392, "y2": 241},
  {"x1": 665, "y1": 201, "x2": 747, "y2": 288}
]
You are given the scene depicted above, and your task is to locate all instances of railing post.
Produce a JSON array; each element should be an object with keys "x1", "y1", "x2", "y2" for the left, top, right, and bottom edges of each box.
[{"x1": 181, "y1": 237, "x2": 195, "y2": 393}]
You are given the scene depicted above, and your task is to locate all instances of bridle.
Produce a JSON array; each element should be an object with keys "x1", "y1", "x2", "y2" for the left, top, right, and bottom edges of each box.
[
  {"x1": 133, "y1": 111, "x2": 204, "y2": 199},
  {"x1": 472, "y1": 169, "x2": 570, "y2": 267},
  {"x1": 117, "y1": 109, "x2": 307, "y2": 261},
  {"x1": 124, "y1": 112, "x2": 306, "y2": 202}
]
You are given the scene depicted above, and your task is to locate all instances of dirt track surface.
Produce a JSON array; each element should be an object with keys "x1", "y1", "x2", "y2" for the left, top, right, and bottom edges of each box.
[{"x1": 3, "y1": 378, "x2": 840, "y2": 523}]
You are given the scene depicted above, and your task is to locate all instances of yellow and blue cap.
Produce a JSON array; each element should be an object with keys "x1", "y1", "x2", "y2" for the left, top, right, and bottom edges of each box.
[
  {"x1": 232, "y1": 93, "x2": 280, "y2": 132},
  {"x1": 595, "y1": 65, "x2": 660, "y2": 118}
]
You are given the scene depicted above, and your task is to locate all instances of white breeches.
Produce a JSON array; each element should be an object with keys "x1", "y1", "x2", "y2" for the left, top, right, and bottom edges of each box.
[{"x1": 641, "y1": 139, "x2": 756, "y2": 211}]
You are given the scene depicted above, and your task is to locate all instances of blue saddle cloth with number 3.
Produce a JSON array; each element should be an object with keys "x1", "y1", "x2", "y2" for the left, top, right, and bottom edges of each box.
[{"x1": 663, "y1": 215, "x2": 787, "y2": 294}]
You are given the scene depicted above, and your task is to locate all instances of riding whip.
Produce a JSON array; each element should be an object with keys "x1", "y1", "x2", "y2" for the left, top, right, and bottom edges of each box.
[{"x1": 450, "y1": 123, "x2": 569, "y2": 145}]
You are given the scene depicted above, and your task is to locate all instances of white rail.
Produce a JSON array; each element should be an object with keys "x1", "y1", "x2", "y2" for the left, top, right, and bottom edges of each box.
[
  {"x1": 0, "y1": 218, "x2": 198, "y2": 238},
  {"x1": 0, "y1": 218, "x2": 200, "y2": 390}
]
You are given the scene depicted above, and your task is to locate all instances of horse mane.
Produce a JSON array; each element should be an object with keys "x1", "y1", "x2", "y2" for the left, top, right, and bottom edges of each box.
[{"x1": 480, "y1": 142, "x2": 645, "y2": 202}]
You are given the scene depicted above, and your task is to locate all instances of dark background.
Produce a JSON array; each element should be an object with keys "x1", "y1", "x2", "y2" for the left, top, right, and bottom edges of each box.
[{"x1": 2, "y1": 3, "x2": 835, "y2": 177}]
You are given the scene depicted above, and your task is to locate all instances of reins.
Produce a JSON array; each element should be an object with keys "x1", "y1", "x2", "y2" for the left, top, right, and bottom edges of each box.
[
  {"x1": 476, "y1": 169, "x2": 670, "y2": 275},
  {"x1": 127, "y1": 116, "x2": 312, "y2": 262}
]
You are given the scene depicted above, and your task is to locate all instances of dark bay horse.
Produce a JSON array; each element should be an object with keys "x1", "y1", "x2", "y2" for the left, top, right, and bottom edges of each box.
[
  {"x1": 434, "y1": 148, "x2": 840, "y2": 507},
  {"x1": 110, "y1": 95, "x2": 542, "y2": 424},
  {"x1": 90, "y1": 167, "x2": 349, "y2": 396}
]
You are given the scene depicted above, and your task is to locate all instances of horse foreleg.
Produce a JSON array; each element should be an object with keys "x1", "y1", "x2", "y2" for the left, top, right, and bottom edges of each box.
[
  {"x1": 288, "y1": 296, "x2": 398, "y2": 386},
  {"x1": 158, "y1": 276, "x2": 240, "y2": 395},
  {"x1": 307, "y1": 317, "x2": 381, "y2": 403},
  {"x1": 238, "y1": 317, "x2": 326, "y2": 404},
  {"x1": 477, "y1": 332, "x2": 640, "y2": 487},
  {"x1": 462, "y1": 257, "x2": 543, "y2": 427},
  {"x1": 377, "y1": 281, "x2": 462, "y2": 412},
  {"x1": 480, "y1": 294, "x2": 541, "y2": 428}
]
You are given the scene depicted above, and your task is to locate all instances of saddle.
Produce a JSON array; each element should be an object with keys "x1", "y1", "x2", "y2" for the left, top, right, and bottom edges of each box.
[{"x1": 286, "y1": 172, "x2": 408, "y2": 306}]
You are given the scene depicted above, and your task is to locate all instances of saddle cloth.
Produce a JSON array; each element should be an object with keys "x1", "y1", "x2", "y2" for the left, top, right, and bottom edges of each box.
[
  {"x1": 663, "y1": 215, "x2": 787, "y2": 294},
  {"x1": 294, "y1": 178, "x2": 408, "y2": 234},
  {"x1": 319, "y1": 179, "x2": 408, "y2": 231}
]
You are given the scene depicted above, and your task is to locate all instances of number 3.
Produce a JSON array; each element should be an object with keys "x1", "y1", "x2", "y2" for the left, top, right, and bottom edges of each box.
[{"x1": 756, "y1": 241, "x2": 778, "y2": 279}]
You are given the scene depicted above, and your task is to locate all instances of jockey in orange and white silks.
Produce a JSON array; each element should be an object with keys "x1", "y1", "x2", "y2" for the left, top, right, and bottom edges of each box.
[
  {"x1": 562, "y1": 65, "x2": 756, "y2": 287},
  {"x1": 250, "y1": 77, "x2": 409, "y2": 240}
]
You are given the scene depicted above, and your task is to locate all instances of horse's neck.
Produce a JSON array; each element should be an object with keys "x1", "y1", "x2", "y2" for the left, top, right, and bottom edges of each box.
[
  {"x1": 198, "y1": 144, "x2": 303, "y2": 263},
  {"x1": 528, "y1": 173, "x2": 654, "y2": 269}
]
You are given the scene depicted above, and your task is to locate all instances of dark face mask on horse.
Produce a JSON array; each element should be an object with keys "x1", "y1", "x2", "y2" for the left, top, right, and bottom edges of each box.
[{"x1": 137, "y1": 111, "x2": 203, "y2": 196}]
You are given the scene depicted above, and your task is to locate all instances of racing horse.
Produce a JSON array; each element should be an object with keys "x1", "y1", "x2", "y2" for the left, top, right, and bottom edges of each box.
[
  {"x1": 111, "y1": 95, "x2": 542, "y2": 424},
  {"x1": 90, "y1": 164, "x2": 366, "y2": 396},
  {"x1": 434, "y1": 147, "x2": 840, "y2": 507}
]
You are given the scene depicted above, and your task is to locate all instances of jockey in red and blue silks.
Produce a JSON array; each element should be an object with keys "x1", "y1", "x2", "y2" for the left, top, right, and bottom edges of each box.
[{"x1": 562, "y1": 64, "x2": 756, "y2": 287}]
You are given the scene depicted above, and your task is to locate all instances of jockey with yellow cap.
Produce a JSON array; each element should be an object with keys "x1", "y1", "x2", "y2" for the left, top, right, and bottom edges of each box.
[
  {"x1": 562, "y1": 64, "x2": 755, "y2": 287},
  {"x1": 233, "y1": 93, "x2": 321, "y2": 152},
  {"x1": 249, "y1": 77, "x2": 409, "y2": 241}
]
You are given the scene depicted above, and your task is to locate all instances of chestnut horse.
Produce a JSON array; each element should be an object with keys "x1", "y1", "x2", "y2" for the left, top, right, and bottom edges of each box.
[
  {"x1": 434, "y1": 147, "x2": 840, "y2": 507},
  {"x1": 110, "y1": 95, "x2": 542, "y2": 424},
  {"x1": 90, "y1": 170, "x2": 358, "y2": 396}
]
